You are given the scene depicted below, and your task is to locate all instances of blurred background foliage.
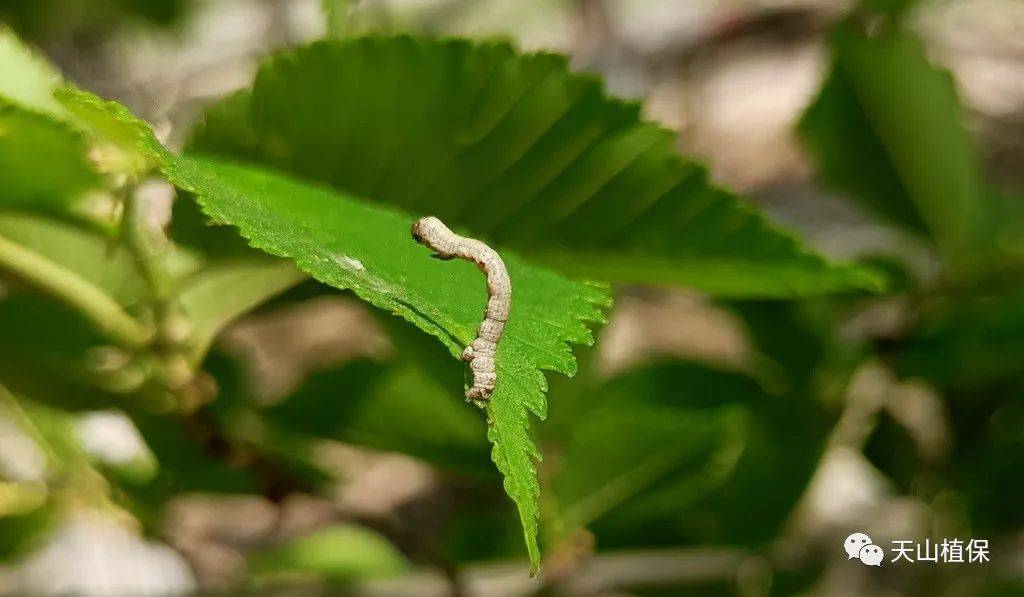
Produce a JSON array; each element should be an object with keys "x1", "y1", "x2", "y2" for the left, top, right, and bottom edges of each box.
[
  {"x1": 1, "y1": 0, "x2": 1024, "y2": 596},
  {"x1": 0, "y1": 0, "x2": 191, "y2": 40}
]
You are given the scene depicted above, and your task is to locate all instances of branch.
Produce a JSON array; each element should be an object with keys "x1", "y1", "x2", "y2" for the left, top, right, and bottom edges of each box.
[{"x1": 0, "y1": 232, "x2": 152, "y2": 349}]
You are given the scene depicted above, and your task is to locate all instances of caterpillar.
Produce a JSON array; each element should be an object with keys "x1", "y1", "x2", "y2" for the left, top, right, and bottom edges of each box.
[{"x1": 411, "y1": 216, "x2": 510, "y2": 401}]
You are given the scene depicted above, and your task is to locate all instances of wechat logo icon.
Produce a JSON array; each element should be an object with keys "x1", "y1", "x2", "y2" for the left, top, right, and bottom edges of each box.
[{"x1": 845, "y1": 532, "x2": 884, "y2": 566}]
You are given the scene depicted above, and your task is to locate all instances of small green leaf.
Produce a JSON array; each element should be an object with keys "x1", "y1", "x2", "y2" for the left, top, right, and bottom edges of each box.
[
  {"x1": 0, "y1": 28, "x2": 165, "y2": 179},
  {"x1": 161, "y1": 153, "x2": 610, "y2": 571},
  {"x1": 189, "y1": 36, "x2": 881, "y2": 297},
  {"x1": 54, "y1": 85, "x2": 166, "y2": 176},
  {"x1": 0, "y1": 213, "x2": 153, "y2": 349},
  {"x1": 0, "y1": 212, "x2": 147, "y2": 308},
  {"x1": 0, "y1": 101, "x2": 102, "y2": 209},
  {"x1": 799, "y1": 18, "x2": 998, "y2": 275},
  {"x1": 799, "y1": 67, "x2": 928, "y2": 234},
  {"x1": 0, "y1": 27, "x2": 310, "y2": 365},
  {"x1": 0, "y1": 25, "x2": 64, "y2": 116},
  {"x1": 248, "y1": 525, "x2": 408, "y2": 583},
  {"x1": 0, "y1": 481, "x2": 47, "y2": 518},
  {"x1": 176, "y1": 259, "x2": 307, "y2": 364}
]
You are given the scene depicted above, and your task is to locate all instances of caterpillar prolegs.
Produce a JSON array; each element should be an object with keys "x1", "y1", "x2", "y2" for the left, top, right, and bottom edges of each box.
[{"x1": 411, "y1": 216, "x2": 510, "y2": 401}]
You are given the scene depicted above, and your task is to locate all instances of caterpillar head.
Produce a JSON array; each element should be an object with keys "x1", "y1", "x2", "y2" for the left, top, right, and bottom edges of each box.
[{"x1": 411, "y1": 216, "x2": 445, "y2": 244}]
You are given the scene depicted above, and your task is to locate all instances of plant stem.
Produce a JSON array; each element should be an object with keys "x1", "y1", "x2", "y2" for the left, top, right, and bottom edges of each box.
[
  {"x1": 121, "y1": 185, "x2": 168, "y2": 304},
  {"x1": 121, "y1": 186, "x2": 177, "y2": 355},
  {"x1": 120, "y1": 184, "x2": 210, "y2": 411},
  {"x1": 0, "y1": 232, "x2": 152, "y2": 349}
]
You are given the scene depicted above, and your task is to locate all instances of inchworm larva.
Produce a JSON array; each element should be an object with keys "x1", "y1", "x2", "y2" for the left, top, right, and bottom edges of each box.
[{"x1": 411, "y1": 216, "x2": 510, "y2": 401}]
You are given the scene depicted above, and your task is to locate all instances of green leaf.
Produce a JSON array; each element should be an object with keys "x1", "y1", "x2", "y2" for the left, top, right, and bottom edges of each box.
[
  {"x1": 576, "y1": 360, "x2": 830, "y2": 550},
  {"x1": 0, "y1": 212, "x2": 152, "y2": 347},
  {"x1": 955, "y1": 395, "x2": 1024, "y2": 532},
  {"x1": 897, "y1": 289, "x2": 1024, "y2": 392},
  {"x1": 131, "y1": 413, "x2": 257, "y2": 494},
  {"x1": 263, "y1": 359, "x2": 493, "y2": 477},
  {"x1": 0, "y1": 101, "x2": 102, "y2": 210},
  {"x1": 0, "y1": 295, "x2": 129, "y2": 411},
  {"x1": 0, "y1": 25, "x2": 64, "y2": 116},
  {"x1": 188, "y1": 36, "x2": 882, "y2": 297},
  {"x1": 0, "y1": 502, "x2": 55, "y2": 561},
  {"x1": 175, "y1": 259, "x2": 307, "y2": 364},
  {"x1": 0, "y1": 212, "x2": 146, "y2": 307},
  {"x1": 0, "y1": 26, "x2": 306, "y2": 369},
  {"x1": 546, "y1": 301, "x2": 845, "y2": 551},
  {"x1": 0, "y1": 0, "x2": 191, "y2": 42},
  {"x1": 233, "y1": 314, "x2": 493, "y2": 479},
  {"x1": 54, "y1": 85, "x2": 166, "y2": 176},
  {"x1": 707, "y1": 301, "x2": 846, "y2": 545},
  {"x1": 0, "y1": 391, "x2": 129, "y2": 559},
  {"x1": 11, "y1": 396, "x2": 95, "y2": 472},
  {"x1": 0, "y1": 28, "x2": 165, "y2": 178},
  {"x1": 799, "y1": 18, "x2": 998, "y2": 275},
  {"x1": 799, "y1": 67, "x2": 928, "y2": 234},
  {"x1": 547, "y1": 363, "x2": 752, "y2": 537},
  {"x1": 248, "y1": 525, "x2": 409, "y2": 583},
  {"x1": 161, "y1": 153, "x2": 610, "y2": 571},
  {"x1": 0, "y1": 212, "x2": 174, "y2": 411}
]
